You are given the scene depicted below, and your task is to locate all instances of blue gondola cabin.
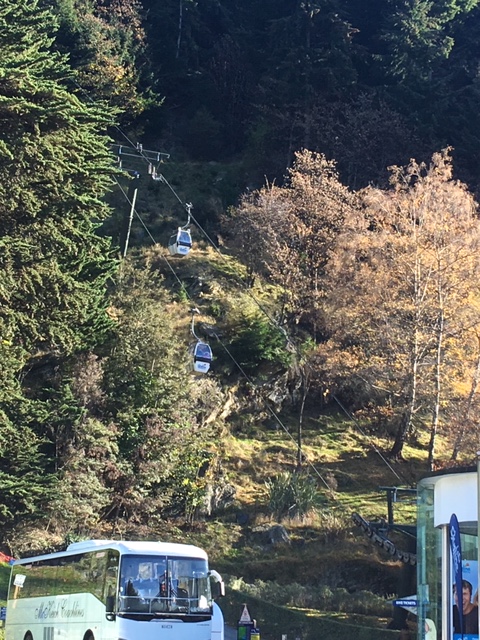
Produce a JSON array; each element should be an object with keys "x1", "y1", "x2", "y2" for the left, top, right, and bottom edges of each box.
[
  {"x1": 168, "y1": 228, "x2": 192, "y2": 256},
  {"x1": 193, "y1": 342, "x2": 213, "y2": 373}
]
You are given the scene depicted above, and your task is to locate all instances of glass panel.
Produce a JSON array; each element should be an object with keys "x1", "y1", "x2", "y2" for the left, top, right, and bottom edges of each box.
[
  {"x1": 9, "y1": 551, "x2": 118, "y2": 604},
  {"x1": 105, "y1": 550, "x2": 119, "y2": 610},
  {"x1": 417, "y1": 483, "x2": 440, "y2": 640},
  {"x1": 178, "y1": 231, "x2": 192, "y2": 246},
  {"x1": 118, "y1": 555, "x2": 211, "y2": 615},
  {"x1": 195, "y1": 343, "x2": 212, "y2": 360},
  {"x1": 453, "y1": 534, "x2": 478, "y2": 639},
  {"x1": 10, "y1": 561, "x2": 57, "y2": 599}
]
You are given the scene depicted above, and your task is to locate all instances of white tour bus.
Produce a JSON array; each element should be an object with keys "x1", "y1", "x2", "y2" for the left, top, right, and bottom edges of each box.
[{"x1": 5, "y1": 539, "x2": 225, "y2": 640}]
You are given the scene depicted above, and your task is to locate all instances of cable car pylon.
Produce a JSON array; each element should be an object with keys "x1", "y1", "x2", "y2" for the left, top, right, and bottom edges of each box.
[
  {"x1": 190, "y1": 308, "x2": 213, "y2": 374},
  {"x1": 168, "y1": 202, "x2": 193, "y2": 256}
]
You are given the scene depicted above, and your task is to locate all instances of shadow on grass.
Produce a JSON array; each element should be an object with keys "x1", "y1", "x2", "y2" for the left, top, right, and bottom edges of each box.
[{"x1": 219, "y1": 589, "x2": 400, "y2": 640}]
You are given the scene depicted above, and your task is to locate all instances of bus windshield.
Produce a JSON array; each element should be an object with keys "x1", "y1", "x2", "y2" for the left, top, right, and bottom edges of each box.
[{"x1": 119, "y1": 554, "x2": 211, "y2": 616}]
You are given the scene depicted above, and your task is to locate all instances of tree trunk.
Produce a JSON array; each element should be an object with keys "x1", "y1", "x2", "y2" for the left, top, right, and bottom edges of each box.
[
  {"x1": 176, "y1": 0, "x2": 183, "y2": 59},
  {"x1": 297, "y1": 372, "x2": 308, "y2": 468},
  {"x1": 427, "y1": 303, "x2": 444, "y2": 470},
  {"x1": 451, "y1": 335, "x2": 480, "y2": 461},
  {"x1": 390, "y1": 341, "x2": 419, "y2": 458},
  {"x1": 390, "y1": 240, "x2": 422, "y2": 459}
]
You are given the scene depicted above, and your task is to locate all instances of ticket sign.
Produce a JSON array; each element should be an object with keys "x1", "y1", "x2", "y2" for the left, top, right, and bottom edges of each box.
[
  {"x1": 392, "y1": 597, "x2": 417, "y2": 615},
  {"x1": 393, "y1": 599, "x2": 417, "y2": 608},
  {"x1": 13, "y1": 574, "x2": 25, "y2": 587}
]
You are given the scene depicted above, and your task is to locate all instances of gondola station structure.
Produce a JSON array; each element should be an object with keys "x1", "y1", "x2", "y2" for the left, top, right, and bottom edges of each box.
[{"x1": 414, "y1": 462, "x2": 480, "y2": 640}]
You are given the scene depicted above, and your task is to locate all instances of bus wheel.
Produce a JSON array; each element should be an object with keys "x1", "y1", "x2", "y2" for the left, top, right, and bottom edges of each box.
[
  {"x1": 84, "y1": 634, "x2": 94, "y2": 640},
  {"x1": 25, "y1": 634, "x2": 33, "y2": 640}
]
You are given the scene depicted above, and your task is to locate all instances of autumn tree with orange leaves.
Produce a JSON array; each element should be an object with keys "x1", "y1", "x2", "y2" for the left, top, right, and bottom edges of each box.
[{"x1": 323, "y1": 149, "x2": 480, "y2": 464}]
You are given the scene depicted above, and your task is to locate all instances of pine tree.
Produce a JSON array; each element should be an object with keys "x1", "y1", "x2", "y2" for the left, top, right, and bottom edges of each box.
[
  {"x1": 52, "y1": 0, "x2": 153, "y2": 118},
  {"x1": 0, "y1": 0, "x2": 118, "y2": 358},
  {"x1": 0, "y1": 0, "x2": 118, "y2": 536}
]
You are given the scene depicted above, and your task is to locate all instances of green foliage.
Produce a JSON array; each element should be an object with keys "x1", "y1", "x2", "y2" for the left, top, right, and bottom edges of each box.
[
  {"x1": 382, "y1": 0, "x2": 454, "y2": 82},
  {"x1": 0, "y1": 563, "x2": 11, "y2": 601},
  {"x1": 220, "y1": 588, "x2": 399, "y2": 640},
  {"x1": 48, "y1": 412, "x2": 119, "y2": 535},
  {"x1": 266, "y1": 472, "x2": 324, "y2": 520},
  {"x1": 228, "y1": 577, "x2": 392, "y2": 617},
  {"x1": 99, "y1": 261, "x2": 220, "y2": 525},
  {"x1": 103, "y1": 265, "x2": 190, "y2": 428},
  {"x1": 177, "y1": 282, "x2": 189, "y2": 304},
  {"x1": 0, "y1": 0, "x2": 118, "y2": 358},
  {"x1": 53, "y1": 0, "x2": 156, "y2": 118},
  {"x1": 165, "y1": 448, "x2": 213, "y2": 522},
  {"x1": 0, "y1": 0, "x2": 120, "y2": 540},
  {"x1": 228, "y1": 311, "x2": 291, "y2": 374},
  {"x1": 0, "y1": 402, "x2": 56, "y2": 532}
]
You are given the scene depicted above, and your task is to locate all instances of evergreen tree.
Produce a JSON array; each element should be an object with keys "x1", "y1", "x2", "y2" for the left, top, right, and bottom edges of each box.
[
  {"x1": 101, "y1": 262, "x2": 221, "y2": 525},
  {"x1": 0, "y1": 399, "x2": 55, "y2": 535},
  {"x1": 52, "y1": 0, "x2": 154, "y2": 118},
  {"x1": 0, "y1": 0, "x2": 118, "y2": 537},
  {"x1": 0, "y1": 0, "x2": 117, "y2": 359}
]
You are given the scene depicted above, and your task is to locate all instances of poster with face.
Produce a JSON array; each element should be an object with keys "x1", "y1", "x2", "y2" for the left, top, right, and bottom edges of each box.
[{"x1": 453, "y1": 560, "x2": 479, "y2": 640}]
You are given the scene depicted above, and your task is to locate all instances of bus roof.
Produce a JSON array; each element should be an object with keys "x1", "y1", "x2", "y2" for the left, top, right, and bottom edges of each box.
[{"x1": 13, "y1": 540, "x2": 208, "y2": 565}]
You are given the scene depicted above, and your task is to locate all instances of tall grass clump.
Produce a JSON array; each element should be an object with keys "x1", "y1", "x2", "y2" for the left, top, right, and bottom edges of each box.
[{"x1": 266, "y1": 472, "x2": 324, "y2": 520}]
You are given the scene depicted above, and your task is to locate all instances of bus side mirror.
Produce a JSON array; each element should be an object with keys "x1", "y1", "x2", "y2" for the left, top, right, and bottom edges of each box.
[
  {"x1": 209, "y1": 570, "x2": 225, "y2": 598},
  {"x1": 106, "y1": 595, "x2": 116, "y2": 620}
]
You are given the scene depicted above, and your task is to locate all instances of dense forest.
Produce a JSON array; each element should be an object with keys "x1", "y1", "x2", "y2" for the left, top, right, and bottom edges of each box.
[{"x1": 2, "y1": 0, "x2": 480, "y2": 563}]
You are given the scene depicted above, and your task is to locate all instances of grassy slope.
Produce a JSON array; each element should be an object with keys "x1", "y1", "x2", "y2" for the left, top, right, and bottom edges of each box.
[
  {"x1": 143, "y1": 244, "x2": 450, "y2": 637},
  {"x1": 2, "y1": 245, "x2": 457, "y2": 638},
  {"x1": 192, "y1": 413, "x2": 427, "y2": 638}
]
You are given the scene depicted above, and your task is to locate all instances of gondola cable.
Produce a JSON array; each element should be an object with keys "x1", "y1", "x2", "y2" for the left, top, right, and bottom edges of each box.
[
  {"x1": 70, "y1": 78, "x2": 413, "y2": 489},
  {"x1": 112, "y1": 152, "x2": 418, "y2": 557},
  {"x1": 111, "y1": 137, "x2": 411, "y2": 488},
  {"x1": 111, "y1": 177, "x2": 334, "y2": 488},
  {"x1": 146, "y1": 177, "x2": 412, "y2": 486}
]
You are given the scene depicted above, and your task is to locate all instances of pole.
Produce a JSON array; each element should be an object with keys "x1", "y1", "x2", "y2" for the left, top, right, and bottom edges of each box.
[
  {"x1": 121, "y1": 171, "x2": 140, "y2": 258},
  {"x1": 123, "y1": 184, "x2": 138, "y2": 258}
]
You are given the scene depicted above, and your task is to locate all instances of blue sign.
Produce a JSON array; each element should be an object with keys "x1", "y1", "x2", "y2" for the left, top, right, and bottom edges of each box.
[
  {"x1": 450, "y1": 513, "x2": 463, "y2": 637},
  {"x1": 0, "y1": 607, "x2": 6, "y2": 621},
  {"x1": 393, "y1": 599, "x2": 418, "y2": 608}
]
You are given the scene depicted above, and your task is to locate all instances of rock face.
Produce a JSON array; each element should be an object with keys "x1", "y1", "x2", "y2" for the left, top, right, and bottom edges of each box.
[
  {"x1": 200, "y1": 482, "x2": 237, "y2": 517},
  {"x1": 248, "y1": 524, "x2": 291, "y2": 547},
  {"x1": 267, "y1": 524, "x2": 290, "y2": 545}
]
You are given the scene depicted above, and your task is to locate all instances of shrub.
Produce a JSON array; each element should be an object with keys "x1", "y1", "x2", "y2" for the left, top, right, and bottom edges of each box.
[
  {"x1": 228, "y1": 311, "x2": 291, "y2": 374},
  {"x1": 266, "y1": 472, "x2": 323, "y2": 520},
  {"x1": 225, "y1": 575, "x2": 393, "y2": 617}
]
